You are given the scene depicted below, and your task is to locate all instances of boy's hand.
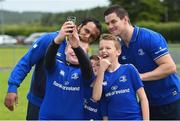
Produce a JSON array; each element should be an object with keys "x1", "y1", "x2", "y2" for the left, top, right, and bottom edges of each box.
[
  {"x1": 69, "y1": 26, "x2": 80, "y2": 48},
  {"x1": 99, "y1": 58, "x2": 111, "y2": 72}
]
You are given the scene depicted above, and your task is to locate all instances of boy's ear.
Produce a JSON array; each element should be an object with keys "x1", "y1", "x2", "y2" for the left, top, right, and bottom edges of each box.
[
  {"x1": 124, "y1": 16, "x2": 130, "y2": 24},
  {"x1": 117, "y1": 49, "x2": 121, "y2": 56}
]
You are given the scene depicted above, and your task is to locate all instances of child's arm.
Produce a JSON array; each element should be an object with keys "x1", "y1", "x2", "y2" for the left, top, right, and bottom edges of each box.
[
  {"x1": 137, "y1": 87, "x2": 149, "y2": 121},
  {"x1": 92, "y1": 59, "x2": 110, "y2": 101},
  {"x1": 92, "y1": 67, "x2": 105, "y2": 101},
  {"x1": 44, "y1": 40, "x2": 60, "y2": 70},
  {"x1": 69, "y1": 26, "x2": 94, "y2": 81}
]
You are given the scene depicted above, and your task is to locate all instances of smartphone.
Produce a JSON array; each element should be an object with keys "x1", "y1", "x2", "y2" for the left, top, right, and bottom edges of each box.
[
  {"x1": 66, "y1": 16, "x2": 76, "y2": 33},
  {"x1": 67, "y1": 16, "x2": 76, "y2": 24}
]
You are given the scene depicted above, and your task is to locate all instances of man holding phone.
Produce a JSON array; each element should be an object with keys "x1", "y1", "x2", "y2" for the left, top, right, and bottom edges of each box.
[{"x1": 4, "y1": 17, "x2": 102, "y2": 120}]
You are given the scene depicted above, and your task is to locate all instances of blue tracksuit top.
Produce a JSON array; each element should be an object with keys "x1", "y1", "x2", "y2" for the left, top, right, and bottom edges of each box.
[
  {"x1": 119, "y1": 26, "x2": 180, "y2": 106},
  {"x1": 7, "y1": 31, "x2": 67, "y2": 106},
  {"x1": 102, "y1": 64, "x2": 143, "y2": 120}
]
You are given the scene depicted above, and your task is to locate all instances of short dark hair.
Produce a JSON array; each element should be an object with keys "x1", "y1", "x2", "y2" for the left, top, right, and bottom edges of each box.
[
  {"x1": 90, "y1": 54, "x2": 100, "y2": 61},
  {"x1": 80, "y1": 18, "x2": 102, "y2": 40},
  {"x1": 104, "y1": 4, "x2": 129, "y2": 21}
]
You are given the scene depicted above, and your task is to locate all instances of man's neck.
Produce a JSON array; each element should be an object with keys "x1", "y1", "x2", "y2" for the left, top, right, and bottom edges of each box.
[{"x1": 121, "y1": 25, "x2": 134, "y2": 47}]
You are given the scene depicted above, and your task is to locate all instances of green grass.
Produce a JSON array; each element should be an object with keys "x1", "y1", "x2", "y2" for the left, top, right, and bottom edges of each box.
[
  {"x1": 0, "y1": 46, "x2": 29, "y2": 68},
  {"x1": 0, "y1": 45, "x2": 31, "y2": 120},
  {"x1": 0, "y1": 71, "x2": 32, "y2": 120}
]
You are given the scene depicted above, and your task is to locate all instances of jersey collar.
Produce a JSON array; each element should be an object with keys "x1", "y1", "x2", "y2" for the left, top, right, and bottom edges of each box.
[{"x1": 120, "y1": 26, "x2": 139, "y2": 47}]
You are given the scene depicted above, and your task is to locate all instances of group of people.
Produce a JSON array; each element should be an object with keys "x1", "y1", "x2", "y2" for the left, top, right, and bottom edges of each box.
[{"x1": 4, "y1": 5, "x2": 180, "y2": 120}]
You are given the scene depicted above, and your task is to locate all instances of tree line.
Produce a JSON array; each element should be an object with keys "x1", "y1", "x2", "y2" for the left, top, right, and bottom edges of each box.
[
  {"x1": 41, "y1": 0, "x2": 180, "y2": 26},
  {"x1": 1, "y1": 0, "x2": 180, "y2": 42}
]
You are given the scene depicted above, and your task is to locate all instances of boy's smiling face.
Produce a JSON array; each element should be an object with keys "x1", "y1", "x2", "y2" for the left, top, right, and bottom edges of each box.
[{"x1": 99, "y1": 40, "x2": 120, "y2": 63}]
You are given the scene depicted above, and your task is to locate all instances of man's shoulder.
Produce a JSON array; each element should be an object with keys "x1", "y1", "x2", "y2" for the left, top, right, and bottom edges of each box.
[
  {"x1": 42, "y1": 31, "x2": 59, "y2": 38},
  {"x1": 139, "y1": 27, "x2": 161, "y2": 39}
]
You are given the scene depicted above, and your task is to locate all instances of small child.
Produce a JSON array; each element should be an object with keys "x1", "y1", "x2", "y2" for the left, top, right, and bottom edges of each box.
[
  {"x1": 93, "y1": 34, "x2": 149, "y2": 120},
  {"x1": 90, "y1": 55, "x2": 100, "y2": 75},
  {"x1": 83, "y1": 55, "x2": 107, "y2": 120}
]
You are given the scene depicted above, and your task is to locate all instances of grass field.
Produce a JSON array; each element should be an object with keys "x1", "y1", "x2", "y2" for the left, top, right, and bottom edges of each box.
[
  {"x1": 0, "y1": 45, "x2": 30, "y2": 68},
  {"x1": 0, "y1": 44, "x2": 180, "y2": 119},
  {"x1": 0, "y1": 45, "x2": 31, "y2": 120},
  {"x1": 0, "y1": 71, "x2": 31, "y2": 119}
]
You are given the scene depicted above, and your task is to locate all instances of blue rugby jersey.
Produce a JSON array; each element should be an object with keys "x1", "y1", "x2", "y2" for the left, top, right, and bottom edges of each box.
[
  {"x1": 103, "y1": 64, "x2": 143, "y2": 120},
  {"x1": 83, "y1": 83, "x2": 106, "y2": 120},
  {"x1": 119, "y1": 26, "x2": 180, "y2": 106},
  {"x1": 7, "y1": 31, "x2": 67, "y2": 106},
  {"x1": 39, "y1": 60, "x2": 94, "y2": 119}
]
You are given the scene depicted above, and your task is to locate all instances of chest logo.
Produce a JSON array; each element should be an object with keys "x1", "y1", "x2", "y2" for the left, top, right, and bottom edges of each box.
[
  {"x1": 138, "y1": 49, "x2": 145, "y2": 56},
  {"x1": 71, "y1": 73, "x2": 79, "y2": 80},
  {"x1": 119, "y1": 75, "x2": 127, "y2": 82}
]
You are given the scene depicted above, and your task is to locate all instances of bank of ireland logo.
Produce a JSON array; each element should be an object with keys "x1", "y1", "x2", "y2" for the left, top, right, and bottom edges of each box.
[
  {"x1": 172, "y1": 90, "x2": 177, "y2": 96},
  {"x1": 71, "y1": 73, "x2": 79, "y2": 80},
  {"x1": 111, "y1": 85, "x2": 118, "y2": 90},
  {"x1": 138, "y1": 49, "x2": 145, "y2": 56},
  {"x1": 119, "y1": 75, "x2": 127, "y2": 82}
]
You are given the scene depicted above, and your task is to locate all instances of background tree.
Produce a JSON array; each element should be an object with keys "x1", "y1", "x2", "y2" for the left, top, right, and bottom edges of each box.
[
  {"x1": 162, "y1": 0, "x2": 180, "y2": 22},
  {"x1": 109, "y1": 0, "x2": 165, "y2": 23}
]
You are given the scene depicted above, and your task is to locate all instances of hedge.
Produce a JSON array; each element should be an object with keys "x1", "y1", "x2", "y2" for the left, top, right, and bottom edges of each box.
[
  {"x1": 2, "y1": 22, "x2": 180, "y2": 43},
  {"x1": 136, "y1": 22, "x2": 180, "y2": 43}
]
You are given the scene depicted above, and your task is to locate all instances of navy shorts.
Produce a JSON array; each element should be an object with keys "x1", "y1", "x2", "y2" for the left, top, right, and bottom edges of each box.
[
  {"x1": 150, "y1": 99, "x2": 180, "y2": 120},
  {"x1": 26, "y1": 101, "x2": 40, "y2": 120}
]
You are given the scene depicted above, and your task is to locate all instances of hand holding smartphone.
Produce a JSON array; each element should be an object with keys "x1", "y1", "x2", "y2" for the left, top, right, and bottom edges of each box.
[
  {"x1": 66, "y1": 16, "x2": 76, "y2": 41},
  {"x1": 67, "y1": 16, "x2": 76, "y2": 24},
  {"x1": 67, "y1": 16, "x2": 76, "y2": 33}
]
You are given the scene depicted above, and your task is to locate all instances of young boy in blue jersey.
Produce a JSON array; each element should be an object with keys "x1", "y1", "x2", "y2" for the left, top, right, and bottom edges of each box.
[
  {"x1": 92, "y1": 34, "x2": 149, "y2": 120},
  {"x1": 4, "y1": 18, "x2": 101, "y2": 120},
  {"x1": 104, "y1": 5, "x2": 180, "y2": 120},
  {"x1": 39, "y1": 21, "x2": 94, "y2": 120},
  {"x1": 83, "y1": 55, "x2": 102, "y2": 120},
  {"x1": 84, "y1": 55, "x2": 108, "y2": 120}
]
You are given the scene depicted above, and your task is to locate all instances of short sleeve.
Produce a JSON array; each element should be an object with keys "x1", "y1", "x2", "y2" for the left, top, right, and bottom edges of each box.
[
  {"x1": 144, "y1": 30, "x2": 169, "y2": 61},
  {"x1": 128, "y1": 64, "x2": 144, "y2": 91}
]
